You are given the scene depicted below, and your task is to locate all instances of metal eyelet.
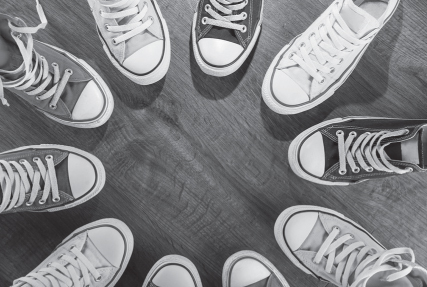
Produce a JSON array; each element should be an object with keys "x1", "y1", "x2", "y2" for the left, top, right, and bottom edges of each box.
[
  {"x1": 45, "y1": 155, "x2": 53, "y2": 160},
  {"x1": 366, "y1": 166, "x2": 374, "y2": 172},
  {"x1": 333, "y1": 226, "x2": 340, "y2": 232},
  {"x1": 241, "y1": 12, "x2": 247, "y2": 20},
  {"x1": 336, "y1": 130, "x2": 344, "y2": 136},
  {"x1": 112, "y1": 39, "x2": 118, "y2": 45},
  {"x1": 53, "y1": 197, "x2": 61, "y2": 203},
  {"x1": 318, "y1": 77, "x2": 325, "y2": 84},
  {"x1": 407, "y1": 167, "x2": 414, "y2": 172},
  {"x1": 349, "y1": 131, "x2": 357, "y2": 136},
  {"x1": 40, "y1": 56, "x2": 45, "y2": 60},
  {"x1": 202, "y1": 17, "x2": 207, "y2": 25},
  {"x1": 33, "y1": 157, "x2": 40, "y2": 162},
  {"x1": 65, "y1": 69, "x2": 73, "y2": 75},
  {"x1": 99, "y1": 9, "x2": 103, "y2": 15},
  {"x1": 241, "y1": 26, "x2": 247, "y2": 33},
  {"x1": 39, "y1": 199, "x2": 46, "y2": 205},
  {"x1": 35, "y1": 96, "x2": 41, "y2": 101},
  {"x1": 300, "y1": 42, "x2": 306, "y2": 48},
  {"x1": 49, "y1": 104, "x2": 57, "y2": 110},
  {"x1": 352, "y1": 167, "x2": 360, "y2": 174},
  {"x1": 289, "y1": 53, "x2": 295, "y2": 59},
  {"x1": 309, "y1": 32, "x2": 316, "y2": 38},
  {"x1": 47, "y1": 262, "x2": 52, "y2": 267},
  {"x1": 95, "y1": 276, "x2": 102, "y2": 282},
  {"x1": 69, "y1": 245, "x2": 76, "y2": 251},
  {"x1": 148, "y1": 16, "x2": 154, "y2": 22},
  {"x1": 58, "y1": 254, "x2": 65, "y2": 259},
  {"x1": 26, "y1": 201, "x2": 33, "y2": 206},
  {"x1": 319, "y1": 24, "x2": 325, "y2": 29},
  {"x1": 339, "y1": 169, "x2": 347, "y2": 175},
  {"x1": 338, "y1": 58, "x2": 344, "y2": 65},
  {"x1": 205, "y1": 4, "x2": 211, "y2": 11},
  {"x1": 104, "y1": 24, "x2": 109, "y2": 30},
  {"x1": 330, "y1": 67, "x2": 335, "y2": 73},
  {"x1": 19, "y1": 159, "x2": 26, "y2": 164},
  {"x1": 349, "y1": 234, "x2": 355, "y2": 239},
  {"x1": 52, "y1": 62, "x2": 58, "y2": 68}
]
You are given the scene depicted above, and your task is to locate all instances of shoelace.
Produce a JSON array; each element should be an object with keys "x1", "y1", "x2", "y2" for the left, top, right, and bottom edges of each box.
[
  {"x1": 100, "y1": 0, "x2": 154, "y2": 45},
  {"x1": 279, "y1": 2, "x2": 366, "y2": 90},
  {"x1": 336, "y1": 129, "x2": 413, "y2": 175},
  {"x1": 0, "y1": 0, "x2": 74, "y2": 109},
  {"x1": 314, "y1": 226, "x2": 415, "y2": 287},
  {"x1": 0, "y1": 155, "x2": 60, "y2": 213},
  {"x1": 12, "y1": 245, "x2": 101, "y2": 287},
  {"x1": 202, "y1": 0, "x2": 248, "y2": 32}
]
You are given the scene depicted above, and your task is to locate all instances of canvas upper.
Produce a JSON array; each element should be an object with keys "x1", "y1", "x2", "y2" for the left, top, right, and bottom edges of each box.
[
  {"x1": 278, "y1": 206, "x2": 427, "y2": 287},
  {"x1": 194, "y1": 0, "x2": 263, "y2": 67},
  {"x1": 11, "y1": 219, "x2": 133, "y2": 287},
  {"x1": 0, "y1": 6, "x2": 112, "y2": 127},
  {"x1": 267, "y1": 0, "x2": 399, "y2": 110},
  {"x1": 0, "y1": 145, "x2": 104, "y2": 214},
  {"x1": 89, "y1": 0, "x2": 166, "y2": 76},
  {"x1": 295, "y1": 117, "x2": 427, "y2": 184}
]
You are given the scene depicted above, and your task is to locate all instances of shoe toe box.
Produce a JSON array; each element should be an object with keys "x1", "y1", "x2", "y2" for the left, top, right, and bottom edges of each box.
[
  {"x1": 68, "y1": 153, "x2": 96, "y2": 199},
  {"x1": 87, "y1": 226, "x2": 126, "y2": 267},
  {"x1": 229, "y1": 258, "x2": 271, "y2": 287},
  {"x1": 152, "y1": 265, "x2": 195, "y2": 287},
  {"x1": 123, "y1": 40, "x2": 164, "y2": 74},
  {"x1": 71, "y1": 80, "x2": 105, "y2": 121},
  {"x1": 197, "y1": 38, "x2": 243, "y2": 66},
  {"x1": 284, "y1": 212, "x2": 319, "y2": 251},
  {"x1": 298, "y1": 131, "x2": 325, "y2": 177},
  {"x1": 271, "y1": 70, "x2": 310, "y2": 106}
]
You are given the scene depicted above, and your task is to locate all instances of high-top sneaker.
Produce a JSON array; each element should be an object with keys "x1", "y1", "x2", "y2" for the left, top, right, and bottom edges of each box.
[
  {"x1": 275, "y1": 205, "x2": 427, "y2": 287},
  {"x1": 192, "y1": 0, "x2": 264, "y2": 77},
  {"x1": 87, "y1": 0, "x2": 171, "y2": 85},
  {"x1": 262, "y1": 0, "x2": 400, "y2": 114},
  {"x1": 11, "y1": 218, "x2": 134, "y2": 287},
  {"x1": 288, "y1": 117, "x2": 427, "y2": 185},
  {"x1": 223, "y1": 251, "x2": 290, "y2": 287},
  {"x1": 0, "y1": 0, "x2": 114, "y2": 128},
  {"x1": 142, "y1": 255, "x2": 203, "y2": 287},
  {"x1": 0, "y1": 144, "x2": 105, "y2": 213}
]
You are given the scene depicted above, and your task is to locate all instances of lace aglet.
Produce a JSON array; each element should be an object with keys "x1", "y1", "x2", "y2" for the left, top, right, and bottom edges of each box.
[
  {"x1": 1, "y1": 98, "x2": 10, "y2": 107},
  {"x1": 36, "y1": 0, "x2": 48, "y2": 29}
]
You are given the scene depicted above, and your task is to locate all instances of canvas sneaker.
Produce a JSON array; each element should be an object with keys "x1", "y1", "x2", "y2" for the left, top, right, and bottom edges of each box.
[
  {"x1": 0, "y1": 144, "x2": 105, "y2": 214},
  {"x1": 275, "y1": 205, "x2": 427, "y2": 287},
  {"x1": 0, "y1": 1, "x2": 114, "y2": 128},
  {"x1": 262, "y1": 0, "x2": 400, "y2": 114},
  {"x1": 223, "y1": 251, "x2": 290, "y2": 287},
  {"x1": 11, "y1": 218, "x2": 134, "y2": 287},
  {"x1": 192, "y1": 0, "x2": 264, "y2": 77},
  {"x1": 288, "y1": 117, "x2": 427, "y2": 185},
  {"x1": 87, "y1": 0, "x2": 171, "y2": 85},
  {"x1": 142, "y1": 255, "x2": 203, "y2": 287}
]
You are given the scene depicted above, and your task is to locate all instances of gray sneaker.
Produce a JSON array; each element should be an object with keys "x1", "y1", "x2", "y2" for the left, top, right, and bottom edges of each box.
[
  {"x1": 223, "y1": 251, "x2": 289, "y2": 287},
  {"x1": 11, "y1": 218, "x2": 134, "y2": 287},
  {"x1": 275, "y1": 205, "x2": 427, "y2": 287}
]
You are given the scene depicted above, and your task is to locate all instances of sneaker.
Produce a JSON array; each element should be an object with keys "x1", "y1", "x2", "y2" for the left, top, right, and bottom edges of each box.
[
  {"x1": 0, "y1": 1, "x2": 114, "y2": 128},
  {"x1": 0, "y1": 144, "x2": 105, "y2": 214},
  {"x1": 275, "y1": 205, "x2": 427, "y2": 287},
  {"x1": 142, "y1": 255, "x2": 203, "y2": 287},
  {"x1": 223, "y1": 251, "x2": 290, "y2": 287},
  {"x1": 87, "y1": 0, "x2": 171, "y2": 85},
  {"x1": 11, "y1": 218, "x2": 134, "y2": 287},
  {"x1": 192, "y1": 0, "x2": 264, "y2": 77},
  {"x1": 288, "y1": 117, "x2": 427, "y2": 185},
  {"x1": 262, "y1": 0, "x2": 400, "y2": 114}
]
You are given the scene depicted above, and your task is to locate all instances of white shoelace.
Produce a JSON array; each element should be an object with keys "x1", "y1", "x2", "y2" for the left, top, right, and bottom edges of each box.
[
  {"x1": 202, "y1": 0, "x2": 248, "y2": 32},
  {"x1": 0, "y1": 155, "x2": 59, "y2": 213},
  {"x1": 315, "y1": 226, "x2": 415, "y2": 287},
  {"x1": 0, "y1": 0, "x2": 73, "y2": 109},
  {"x1": 279, "y1": 2, "x2": 366, "y2": 87},
  {"x1": 12, "y1": 245, "x2": 101, "y2": 287},
  {"x1": 100, "y1": 0, "x2": 154, "y2": 44},
  {"x1": 336, "y1": 129, "x2": 413, "y2": 175}
]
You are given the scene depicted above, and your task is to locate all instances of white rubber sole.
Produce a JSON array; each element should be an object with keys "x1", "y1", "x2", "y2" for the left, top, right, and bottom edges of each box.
[
  {"x1": 274, "y1": 205, "x2": 375, "y2": 278},
  {"x1": 97, "y1": 0, "x2": 171, "y2": 85},
  {"x1": 222, "y1": 250, "x2": 290, "y2": 287},
  {"x1": 39, "y1": 41, "x2": 114, "y2": 128},
  {"x1": 191, "y1": 0, "x2": 264, "y2": 77},
  {"x1": 0, "y1": 144, "x2": 106, "y2": 211},
  {"x1": 142, "y1": 255, "x2": 203, "y2": 287}
]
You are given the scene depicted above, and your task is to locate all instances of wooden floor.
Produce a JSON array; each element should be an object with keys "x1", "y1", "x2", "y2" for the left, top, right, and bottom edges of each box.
[{"x1": 1, "y1": 0, "x2": 427, "y2": 286}]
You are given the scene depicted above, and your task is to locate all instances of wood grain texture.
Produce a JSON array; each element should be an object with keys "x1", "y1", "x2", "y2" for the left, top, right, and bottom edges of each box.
[{"x1": 1, "y1": 0, "x2": 427, "y2": 286}]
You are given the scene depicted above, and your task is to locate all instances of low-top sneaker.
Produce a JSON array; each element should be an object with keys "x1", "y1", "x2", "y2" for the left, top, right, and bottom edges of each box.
[
  {"x1": 0, "y1": 1, "x2": 114, "y2": 128},
  {"x1": 192, "y1": 0, "x2": 264, "y2": 77},
  {"x1": 263, "y1": 0, "x2": 400, "y2": 114},
  {"x1": 0, "y1": 144, "x2": 105, "y2": 214},
  {"x1": 223, "y1": 251, "x2": 290, "y2": 287},
  {"x1": 87, "y1": 0, "x2": 171, "y2": 85},
  {"x1": 275, "y1": 205, "x2": 427, "y2": 287},
  {"x1": 142, "y1": 255, "x2": 203, "y2": 287},
  {"x1": 11, "y1": 218, "x2": 134, "y2": 287},
  {"x1": 289, "y1": 117, "x2": 427, "y2": 185}
]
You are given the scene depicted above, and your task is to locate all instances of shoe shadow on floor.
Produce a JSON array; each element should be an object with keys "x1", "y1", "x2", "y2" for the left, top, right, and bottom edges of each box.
[
  {"x1": 189, "y1": 30, "x2": 261, "y2": 101},
  {"x1": 260, "y1": 3, "x2": 403, "y2": 142}
]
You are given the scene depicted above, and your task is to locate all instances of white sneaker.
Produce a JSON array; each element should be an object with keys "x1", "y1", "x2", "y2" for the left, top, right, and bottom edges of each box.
[
  {"x1": 262, "y1": 0, "x2": 400, "y2": 114},
  {"x1": 11, "y1": 218, "x2": 134, "y2": 287},
  {"x1": 87, "y1": 0, "x2": 171, "y2": 85}
]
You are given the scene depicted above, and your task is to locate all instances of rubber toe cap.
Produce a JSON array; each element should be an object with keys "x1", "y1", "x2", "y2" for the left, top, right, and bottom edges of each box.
[
  {"x1": 72, "y1": 80, "x2": 105, "y2": 121},
  {"x1": 272, "y1": 70, "x2": 309, "y2": 106},
  {"x1": 198, "y1": 38, "x2": 243, "y2": 66},
  {"x1": 87, "y1": 226, "x2": 126, "y2": 267},
  {"x1": 299, "y1": 131, "x2": 325, "y2": 177},
  {"x1": 68, "y1": 153, "x2": 96, "y2": 199},
  {"x1": 152, "y1": 265, "x2": 195, "y2": 287},
  {"x1": 230, "y1": 258, "x2": 271, "y2": 287},
  {"x1": 123, "y1": 40, "x2": 164, "y2": 74},
  {"x1": 284, "y1": 211, "x2": 319, "y2": 251}
]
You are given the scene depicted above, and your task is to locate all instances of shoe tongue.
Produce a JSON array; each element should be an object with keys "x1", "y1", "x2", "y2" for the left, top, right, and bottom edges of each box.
[{"x1": 339, "y1": 0, "x2": 380, "y2": 38}]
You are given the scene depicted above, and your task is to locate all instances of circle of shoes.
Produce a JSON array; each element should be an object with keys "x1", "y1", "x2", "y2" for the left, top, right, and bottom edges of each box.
[
  {"x1": 313, "y1": 226, "x2": 417, "y2": 287},
  {"x1": 99, "y1": 0, "x2": 155, "y2": 45},
  {"x1": 0, "y1": 155, "x2": 60, "y2": 213},
  {"x1": 202, "y1": 0, "x2": 249, "y2": 33},
  {"x1": 0, "y1": 0, "x2": 74, "y2": 110}
]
